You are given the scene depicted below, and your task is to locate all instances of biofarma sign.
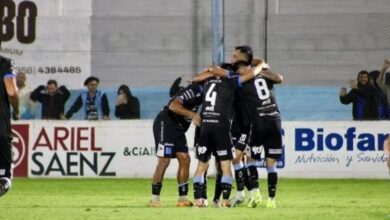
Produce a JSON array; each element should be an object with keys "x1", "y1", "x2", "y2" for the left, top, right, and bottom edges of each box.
[
  {"x1": 29, "y1": 125, "x2": 116, "y2": 177},
  {"x1": 295, "y1": 127, "x2": 388, "y2": 152}
]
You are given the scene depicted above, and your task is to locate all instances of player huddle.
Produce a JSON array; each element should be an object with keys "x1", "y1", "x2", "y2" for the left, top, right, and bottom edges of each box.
[{"x1": 150, "y1": 46, "x2": 284, "y2": 208}]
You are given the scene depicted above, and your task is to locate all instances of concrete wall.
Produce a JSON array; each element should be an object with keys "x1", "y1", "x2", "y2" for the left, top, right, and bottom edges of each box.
[
  {"x1": 90, "y1": 0, "x2": 390, "y2": 88},
  {"x1": 91, "y1": 0, "x2": 265, "y2": 88},
  {"x1": 268, "y1": 0, "x2": 390, "y2": 85}
]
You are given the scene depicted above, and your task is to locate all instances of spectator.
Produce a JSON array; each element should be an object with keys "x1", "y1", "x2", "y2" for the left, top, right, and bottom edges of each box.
[
  {"x1": 339, "y1": 70, "x2": 378, "y2": 120},
  {"x1": 369, "y1": 70, "x2": 389, "y2": 119},
  {"x1": 115, "y1": 84, "x2": 140, "y2": 119},
  {"x1": 65, "y1": 76, "x2": 110, "y2": 120},
  {"x1": 16, "y1": 71, "x2": 36, "y2": 119},
  {"x1": 376, "y1": 59, "x2": 390, "y2": 117},
  {"x1": 30, "y1": 80, "x2": 70, "y2": 120}
]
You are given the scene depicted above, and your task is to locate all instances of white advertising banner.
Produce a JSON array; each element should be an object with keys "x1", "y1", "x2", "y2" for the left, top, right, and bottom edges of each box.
[
  {"x1": 280, "y1": 121, "x2": 389, "y2": 178},
  {"x1": 11, "y1": 120, "x2": 390, "y2": 179},
  {"x1": 26, "y1": 120, "x2": 199, "y2": 178},
  {"x1": 1, "y1": 0, "x2": 91, "y2": 89}
]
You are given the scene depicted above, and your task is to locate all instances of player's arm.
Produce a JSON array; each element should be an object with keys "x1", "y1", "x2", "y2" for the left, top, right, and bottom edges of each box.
[
  {"x1": 4, "y1": 74, "x2": 20, "y2": 119},
  {"x1": 238, "y1": 62, "x2": 265, "y2": 83},
  {"x1": 169, "y1": 98, "x2": 201, "y2": 126},
  {"x1": 260, "y1": 70, "x2": 283, "y2": 84},
  {"x1": 378, "y1": 59, "x2": 390, "y2": 84},
  {"x1": 192, "y1": 70, "x2": 213, "y2": 83}
]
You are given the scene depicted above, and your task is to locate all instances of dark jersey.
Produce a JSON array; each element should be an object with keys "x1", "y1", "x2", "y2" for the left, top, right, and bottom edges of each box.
[
  {"x1": 162, "y1": 83, "x2": 203, "y2": 131},
  {"x1": 201, "y1": 76, "x2": 240, "y2": 124},
  {"x1": 0, "y1": 58, "x2": 14, "y2": 137},
  {"x1": 239, "y1": 74, "x2": 280, "y2": 120}
]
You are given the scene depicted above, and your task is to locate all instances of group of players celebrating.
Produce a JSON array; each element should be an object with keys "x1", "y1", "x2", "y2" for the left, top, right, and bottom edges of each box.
[{"x1": 150, "y1": 46, "x2": 284, "y2": 208}]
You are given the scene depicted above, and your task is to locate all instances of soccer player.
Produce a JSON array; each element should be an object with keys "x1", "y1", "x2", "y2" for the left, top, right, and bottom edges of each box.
[
  {"x1": 192, "y1": 59, "x2": 266, "y2": 208},
  {"x1": 150, "y1": 82, "x2": 203, "y2": 207},
  {"x1": 0, "y1": 55, "x2": 19, "y2": 197},
  {"x1": 239, "y1": 61, "x2": 284, "y2": 209}
]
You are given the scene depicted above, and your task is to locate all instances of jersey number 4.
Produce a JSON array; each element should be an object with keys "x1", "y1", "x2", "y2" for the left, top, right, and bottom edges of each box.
[
  {"x1": 205, "y1": 83, "x2": 216, "y2": 111},
  {"x1": 254, "y1": 78, "x2": 270, "y2": 100}
]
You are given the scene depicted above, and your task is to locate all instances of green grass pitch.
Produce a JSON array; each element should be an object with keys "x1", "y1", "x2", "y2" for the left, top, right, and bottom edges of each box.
[{"x1": 0, "y1": 178, "x2": 389, "y2": 220}]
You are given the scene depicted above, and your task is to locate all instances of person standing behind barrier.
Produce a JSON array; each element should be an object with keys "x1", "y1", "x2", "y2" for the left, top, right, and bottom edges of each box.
[
  {"x1": 30, "y1": 80, "x2": 70, "y2": 120},
  {"x1": 0, "y1": 55, "x2": 19, "y2": 197},
  {"x1": 377, "y1": 59, "x2": 390, "y2": 118},
  {"x1": 339, "y1": 70, "x2": 378, "y2": 120},
  {"x1": 65, "y1": 76, "x2": 110, "y2": 120},
  {"x1": 115, "y1": 84, "x2": 140, "y2": 119},
  {"x1": 369, "y1": 70, "x2": 389, "y2": 119},
  {"x1": 16, "y1": 71, "x2": 36, "y2": 119}
]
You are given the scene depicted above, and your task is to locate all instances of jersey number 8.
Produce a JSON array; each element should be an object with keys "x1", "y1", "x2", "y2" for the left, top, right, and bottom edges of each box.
[{"x1": 254, "y1": 78, "x2": 270, "y2": 100}]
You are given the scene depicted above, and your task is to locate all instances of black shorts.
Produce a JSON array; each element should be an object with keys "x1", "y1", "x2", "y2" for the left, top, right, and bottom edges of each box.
[
  {"x1": 231, "y1": 124, "x2": 250, "y2": 152},
  {"x1": 153, "y1": 112, "x2": 188, "y2": 158},
  {"x1": 196, "y1": 122, "x2": 234, "y2": 162},
  {"x1": 248, "y1": 117, "x2": 282, "y2": 160},
  {"x1": 0, "y1": 135, "x2": 12, "y2": 179}
]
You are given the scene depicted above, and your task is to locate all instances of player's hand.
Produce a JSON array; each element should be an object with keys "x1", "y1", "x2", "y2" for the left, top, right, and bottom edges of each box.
[
  {"x1": 252, "y1": 59, "x2": 264, "y2": 66},
  {"x1": 191, "y1": 113, "x2": 201, "y2": 127},
  {"x1": 260, "y1": 69, "x2": 271, "y2": 78}
]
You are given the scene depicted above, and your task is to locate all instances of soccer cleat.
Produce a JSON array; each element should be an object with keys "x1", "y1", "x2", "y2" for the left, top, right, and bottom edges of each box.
[
  {"x1": 149, "y1": 200, "x2": 162, "y2": 208},
  {"x1": 266, "y1": 198, "x2": 276, "y2": 208},
  {"x1": 247, "y1": 191, "x2": 262, "y2": 208},
  {"x1": 203, "y1": 199, "x2": 208, "y2": 207},
  {"x1": 230, "y1": 196, "x2": 245, "y2": 207},
  {"x1": 0, "y1": 178, "x2": 11, "y2": 198},
  {"x1": 176, "y1": 200, "x2": 193, "y2": 207},
  {"x1": 213, "y1": 199, "x2": 220, "y2": 208},
  {"x1": 221, "y1": 199, "x2": 232, "y2": 208},
  {"x1": 194, "y1": 199, "x2": 207, "y2": 208}
]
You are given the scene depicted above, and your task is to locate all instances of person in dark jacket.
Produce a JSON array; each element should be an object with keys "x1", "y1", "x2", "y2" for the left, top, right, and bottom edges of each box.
[
  {"x1": 339, "y1": 70, "x2": 378, "y2": 120},
  {"x1": 115, "y1": 84, "x2": 140, "y2": 119},
  {"x1": 30, "y1": 80, "x2": 70, "y2": 120},
  {"x1": 369, "y1": 70, "x2": 389, "y2": 119}
]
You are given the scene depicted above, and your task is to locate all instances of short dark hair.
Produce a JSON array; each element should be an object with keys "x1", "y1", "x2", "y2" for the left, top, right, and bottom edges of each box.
[
  {"x1": 84, "y1": 76, "x2": 100, "y2": 86},
  {"x1": 235, "y1": 45, "x2": 253, "y2": 65},
  {"x1": 47, "y1": 79, "x2": 58, "y2": 87}
]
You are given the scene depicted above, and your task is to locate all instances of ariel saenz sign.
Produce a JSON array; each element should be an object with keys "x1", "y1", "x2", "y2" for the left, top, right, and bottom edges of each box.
[{"x1": 1, "y1": 0, "x2": 91, "y2": 89}]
